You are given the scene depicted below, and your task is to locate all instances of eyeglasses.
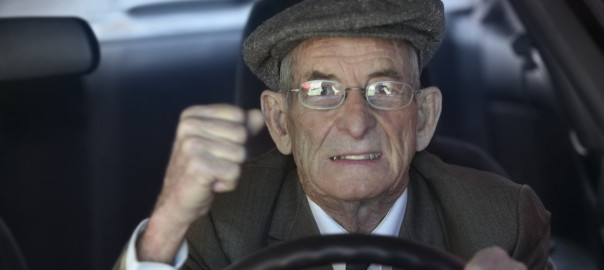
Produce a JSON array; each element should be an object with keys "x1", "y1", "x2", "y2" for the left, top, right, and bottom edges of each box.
[{"x1": 287, "y1": 80, "x2": 419, "y2": 110}]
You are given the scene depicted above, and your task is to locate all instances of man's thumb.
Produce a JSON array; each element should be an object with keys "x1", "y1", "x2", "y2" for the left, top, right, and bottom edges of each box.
[{"x1": 246, "y1": 109, "x2": 265, "y2": 136}]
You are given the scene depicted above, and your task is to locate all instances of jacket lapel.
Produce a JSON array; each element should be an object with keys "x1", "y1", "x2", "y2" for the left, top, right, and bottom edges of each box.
[
  {"x1": 398, "y1": 166, "x2": 449, "y2": 250},
  {"x1": 266, "y1": 168, "x2": 320, "y2": 242},
  {"x1": 265, "y1": 170, "x2": 332, "y2": 270}
]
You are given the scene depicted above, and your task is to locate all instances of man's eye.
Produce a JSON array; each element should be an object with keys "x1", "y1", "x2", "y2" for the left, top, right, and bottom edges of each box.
[
  {"x1": 375, "y1": 84, "x2": 392, "y2": 95},
  {"x1": 368, "y1": 84, "x2": 393, "y2": 96},
  {"x1": 322, "y1": 85, "x2": 336, "y2": 95},
  {"x1": 308, "y1": 85, "x2": 337, "y2": 96}
]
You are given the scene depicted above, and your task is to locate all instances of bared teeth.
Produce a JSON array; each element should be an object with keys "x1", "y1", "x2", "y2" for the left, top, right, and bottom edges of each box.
[{"x1": 331, "y1": 153, "x2": 381, "y2": 161}]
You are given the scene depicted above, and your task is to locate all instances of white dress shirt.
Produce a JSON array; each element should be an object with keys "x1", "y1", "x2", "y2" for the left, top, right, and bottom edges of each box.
[
  {"x1": 125, "y1": 189, "x2": 408, "y2": 270},
  {"x1": 307, "y1": 189, "x2": 408, "y2": 270}
]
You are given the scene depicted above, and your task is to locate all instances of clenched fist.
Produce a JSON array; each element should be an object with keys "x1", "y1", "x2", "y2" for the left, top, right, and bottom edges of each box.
[{"x1": 138, "y1": 104, "x2": 265, "y2": 263}]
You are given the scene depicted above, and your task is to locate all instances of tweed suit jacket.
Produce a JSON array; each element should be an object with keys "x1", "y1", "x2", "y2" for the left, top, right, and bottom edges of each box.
[{"x1": 180, "y1": 149, "x2": 553, "y2": 270}]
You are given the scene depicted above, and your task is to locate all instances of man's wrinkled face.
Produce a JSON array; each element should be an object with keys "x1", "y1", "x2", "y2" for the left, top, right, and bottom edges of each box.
[{"x1": 285, "y1": 37, "x2": 421, "y2": 204}]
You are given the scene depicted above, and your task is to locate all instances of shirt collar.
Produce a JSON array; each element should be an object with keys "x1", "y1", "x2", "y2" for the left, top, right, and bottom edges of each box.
[{"x1": 307, "y1": 188, "x2": 408, "y2": 237}]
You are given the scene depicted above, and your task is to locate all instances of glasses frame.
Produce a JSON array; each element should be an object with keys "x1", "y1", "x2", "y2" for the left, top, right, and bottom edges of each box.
[{"x1": 287, "y1": 80, "x2": 421, "y2": 110}]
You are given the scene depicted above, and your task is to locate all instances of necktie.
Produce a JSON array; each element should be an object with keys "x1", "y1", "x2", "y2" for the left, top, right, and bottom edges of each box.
[{"x1": 345, "y1": 263, "x2": 371, "y2": 270}]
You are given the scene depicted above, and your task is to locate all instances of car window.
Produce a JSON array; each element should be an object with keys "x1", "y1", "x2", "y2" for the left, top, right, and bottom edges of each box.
[{"x1": 0, "y1": 0, "x2": 254, "y2": 41}]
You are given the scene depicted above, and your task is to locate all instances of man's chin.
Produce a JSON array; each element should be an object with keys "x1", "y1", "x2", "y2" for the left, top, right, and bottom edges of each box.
[{"x1": 323, "y1": 180, "x2": 391, "y2": 201}]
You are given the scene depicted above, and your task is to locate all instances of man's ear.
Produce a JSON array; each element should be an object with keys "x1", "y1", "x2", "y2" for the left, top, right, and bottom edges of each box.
[
  {"x1": 415, "y1": 86, "x2": 442, "y2": 151},
  {"x1": 260, "y1": 90, "x2": 292, "y2": 155}
]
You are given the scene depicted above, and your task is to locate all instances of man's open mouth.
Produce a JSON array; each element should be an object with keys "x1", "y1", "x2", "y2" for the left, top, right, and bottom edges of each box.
[{"x1": 330, "y1": 153, "x2": 381, "y2": 161}]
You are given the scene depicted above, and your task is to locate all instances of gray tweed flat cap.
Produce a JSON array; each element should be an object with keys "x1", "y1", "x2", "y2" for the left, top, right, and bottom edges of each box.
[{"x1": 243, "y1": 0, "x2": 445, "y2": 91}]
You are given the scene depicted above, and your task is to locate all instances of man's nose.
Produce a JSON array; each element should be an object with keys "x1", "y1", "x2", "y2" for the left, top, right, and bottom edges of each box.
[{"x1": 335, "y1": 90, "x2": 376, "y2": 139}]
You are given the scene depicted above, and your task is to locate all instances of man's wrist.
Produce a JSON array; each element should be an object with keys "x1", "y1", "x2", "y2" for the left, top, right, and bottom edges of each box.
[
  {"x1": 124, "y1": 219, "x2": 189, "y2": 269},
  {"x1": 137, "y1": 210, "x2": 191, "y2": 263}
]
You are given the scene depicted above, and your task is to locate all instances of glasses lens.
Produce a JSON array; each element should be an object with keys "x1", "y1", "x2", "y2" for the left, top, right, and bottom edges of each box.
[
  {"x1": 366, "y1": 81, "x2": 413, "y2": 109},
  {"x1": 300, "y1": 80, "x2": 345, "y2": 109}
]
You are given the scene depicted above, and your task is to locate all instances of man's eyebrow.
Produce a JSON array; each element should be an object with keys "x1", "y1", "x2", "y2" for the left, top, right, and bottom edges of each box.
[
  {"x1": 306, "y1": 70, "x2": 403, "y2": 82},
  {"x1": 308, "y1": 71, "x2": 338, "y2": 81},
  {"x1": 367, "y1": 69, "x2": 404, "y2": 81}
]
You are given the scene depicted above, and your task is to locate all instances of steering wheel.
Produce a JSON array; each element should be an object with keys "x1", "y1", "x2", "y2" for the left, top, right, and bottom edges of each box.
[{"x1": 223, "y1": 234, "x2": 465, "y2": 270}]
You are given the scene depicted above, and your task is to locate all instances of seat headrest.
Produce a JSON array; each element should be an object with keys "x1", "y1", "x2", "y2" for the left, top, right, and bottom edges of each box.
[
  {"x1": 235, "y1": 0, "x2": 302, "y2": 109},
  {"x1": 0, "y1": 17, "x2": 99, "y2": 81}
]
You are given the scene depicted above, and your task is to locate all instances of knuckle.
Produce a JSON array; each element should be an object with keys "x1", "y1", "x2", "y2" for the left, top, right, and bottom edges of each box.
[
  {"x1": 176, "y1": 118, "x2": 199, "y2": 137},
  {"x1": 168, "y1": 143, "x2": 243, "y2": 190},
  {"x1": 219, "y1": 176, "x2": 239, "y2": 191},
  {"x1": 181, "y1": 154, "x2": 217, "y2": 184},
  {"x1": 231, "y1": 126, "x2": 248, "y2": 143},
  {"x1": 180, "y1": 136, "x2": 202, "y2": 152},
  {"x1": 181, "y1": 104, "x2": 245, "y2": 122},
  {"x1": 216, "y1": 104, "x2": 244, "y2": 118},
  {"x1": 216, "y1": 162, "x2": 241, "y2": 182},
  {"x1": 182, "y1": 155, "x2": 206, "y2": 176},
  {"x1": 178, "y1": 118, "x2": 248, "y2": 144},
  {"x1": 180, "y1": 105, "x2": 204, "y2": 119},
  {"x1": 178, "y1": 137, "x2": 214, "y2": 158},
  {"x1": 233, "y1": 146, "x2": 246, "y2": 161},
  {"x1": 190, "y1": 153, "x2": 237, "y2": 177},
  {"x1": 226, "y1": 164, "x2": 242, "y2": 179},
  {"x1": 179, "y1": 136, "x2": 246, "y2": 162},
  {"x1": 224, "y1": 106, "x2": 245, "y2": 119},
  {"x1": 207, "y1": 140, "x2": 245, "y2": 162}
]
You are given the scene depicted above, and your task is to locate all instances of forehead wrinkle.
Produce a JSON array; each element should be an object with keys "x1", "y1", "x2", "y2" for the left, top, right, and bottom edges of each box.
[
  {"x1": 299, "y1": 56, "x2": 385, "y2": 83},
  {"x1": 301, "y1": 54, "x2": 399, "y2": 86}
]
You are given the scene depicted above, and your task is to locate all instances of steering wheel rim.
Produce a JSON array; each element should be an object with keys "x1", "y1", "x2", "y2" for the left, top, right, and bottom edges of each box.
[{"x1": 224, "y1": 234, "x2": 466, "y2": 270}]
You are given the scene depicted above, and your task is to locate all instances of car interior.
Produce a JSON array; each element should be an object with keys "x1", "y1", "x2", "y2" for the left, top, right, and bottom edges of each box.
[{"x1": 0, "y1": 0, "x2": 602, "y2": 269}]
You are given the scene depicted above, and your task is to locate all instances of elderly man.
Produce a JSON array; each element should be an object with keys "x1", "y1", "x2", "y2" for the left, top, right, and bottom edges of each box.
[{"x1": 115, "y1": 0, "x2": 554, "y2": 269}]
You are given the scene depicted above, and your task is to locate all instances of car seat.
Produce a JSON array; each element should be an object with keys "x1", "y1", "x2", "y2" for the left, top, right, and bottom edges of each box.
[
  {"x1": 0, "y1": 17, "x2": 99, "y2": 270},
  {"x1": 0, "y1": 217, "x2": 28, "y2": 270}
]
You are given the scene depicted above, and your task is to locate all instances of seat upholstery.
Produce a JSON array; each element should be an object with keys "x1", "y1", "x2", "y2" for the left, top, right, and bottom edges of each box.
[
  {"x1": 0, "y1": 217, "x2": 28, "y2": 270},
  {"x1": 0, "y1": 17, "x2": 99, "y2": 270},
  {"x1": 0, "y1": 17, "x2": 99, "y2": 81}
]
